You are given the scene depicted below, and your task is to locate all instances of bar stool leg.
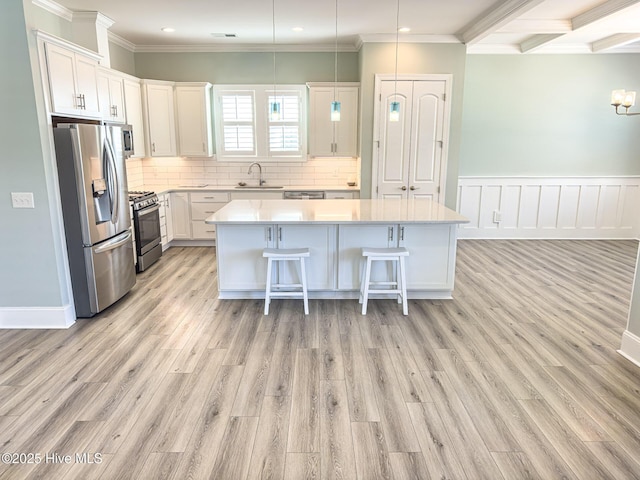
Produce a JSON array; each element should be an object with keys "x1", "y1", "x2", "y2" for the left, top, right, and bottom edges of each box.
[
  {"x1": 264, "y1": 257, "x2": 273, "y2": 315},
  {"x1": 300, "y1": 256, "x2": 309, "y2": 315},
  {"x1": 361, "y1": 256, "x2": 372, "y2": 315},
  {"x1": 399, "y1": 255, "x2": 408, "y2": 315}
]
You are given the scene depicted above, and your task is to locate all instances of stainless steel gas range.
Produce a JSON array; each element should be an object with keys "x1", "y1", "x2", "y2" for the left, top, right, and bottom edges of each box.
[{"x1": 129, "y1": 191, "x2": 162, "y2": 272}]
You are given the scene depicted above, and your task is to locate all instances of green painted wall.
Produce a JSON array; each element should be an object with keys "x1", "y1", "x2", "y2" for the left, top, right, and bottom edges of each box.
[
  {"x1": 25, "y1": 0, "x2": 72, "y2": 40},
  {"x1": 109, "y1": 42, "x2": 136, "y2": 76},
  {"x1": 134, "y1": 51, "x2": 359, "y2": 83},
  {"x1": 460, "y1": 54, "x2": 640, "y2": 176},
  {"x1": 0, "y1": 0, "x2": 67, "y2": 308},
  {"x1": 358, "y1": 42, "x2": 467, "y2": 206}
]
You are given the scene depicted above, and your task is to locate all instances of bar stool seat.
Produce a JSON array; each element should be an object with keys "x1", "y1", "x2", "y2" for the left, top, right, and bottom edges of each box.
[
  {"x1": 359, "y1": 247, "x2": 409, "y2": 315},
  {"x1": 263, "y1": 247, "x2": 310, "y2": 315}
]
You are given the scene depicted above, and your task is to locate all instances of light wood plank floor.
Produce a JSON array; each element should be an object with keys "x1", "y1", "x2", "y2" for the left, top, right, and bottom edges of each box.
[{"x1": 1, "y1": 240, "x2": 640, "y2": 479}]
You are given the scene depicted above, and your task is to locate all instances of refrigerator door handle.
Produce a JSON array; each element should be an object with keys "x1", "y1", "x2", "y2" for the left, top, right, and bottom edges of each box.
[
  {"x1": 104, "y1": 132, "x2": 120, "y2": 225},
  {"x1": 94, "y1": 229, "x2": 133, "y2": 254}
]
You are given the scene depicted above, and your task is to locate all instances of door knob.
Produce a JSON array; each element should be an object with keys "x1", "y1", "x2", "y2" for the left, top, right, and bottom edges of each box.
[
  {"x1": 401, "y1": 186, "x2": 407, "y2": 191},
  {"x1": 410, "y1": 186, "x2": 418, "y2": 191}
]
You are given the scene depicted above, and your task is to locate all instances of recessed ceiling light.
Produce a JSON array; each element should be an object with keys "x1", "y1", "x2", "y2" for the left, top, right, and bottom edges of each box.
[
  {"x1": 161, "y1": 27, "x2": 175, "y2": 33},
  {"x1": 292, "y1": 27, "x2": 304, "y2": 32},
  {"x1": 398, "y1": 27, "x2": 411, "y2": 33}
]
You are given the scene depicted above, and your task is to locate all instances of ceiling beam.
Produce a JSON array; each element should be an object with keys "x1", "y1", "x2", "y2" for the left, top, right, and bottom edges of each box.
[
  {"x1": 592, "y1": 32, "x2": 640, "y2": 51},
  {"x1": 459, "y1": 0, "x2": 547, "y2": 44},
  {"x1": 520, "y1": 34, "x2": 564, "y2": 53},
  {"x1": 572, "y1": 0, "x2": 640, "y2": 30}
]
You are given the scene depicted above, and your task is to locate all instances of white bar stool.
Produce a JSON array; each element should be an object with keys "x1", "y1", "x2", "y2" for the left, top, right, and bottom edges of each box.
[
  {"x1": 359, "y1": 247, "x2": 409, "y2": 316},
  {"x1": 263, "y1": 247, "x2": 310, "y2": 315}
]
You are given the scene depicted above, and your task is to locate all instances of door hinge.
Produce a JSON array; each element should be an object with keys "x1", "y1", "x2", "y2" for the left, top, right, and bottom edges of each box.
[
  {"x1": 442, "y1": 93, "x2": 446, "y2": 101},
  {"x1": 379, "y1": 94, "x2": 382, "y2": 101},
  {"x1": 438, "y1": 140, "x2": 443, "y2": 148},
  {"x1": 375, "y1": 140, "x2": 380, "y2": 149},
  {"x1": 437, "y1": 186, "x2": 441, "y2": 193}
]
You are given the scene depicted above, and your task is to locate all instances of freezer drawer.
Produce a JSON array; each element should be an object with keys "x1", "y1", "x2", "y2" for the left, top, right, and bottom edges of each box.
[{"x1": 82, "y1": 229, "x2": 136, "y2": 315}]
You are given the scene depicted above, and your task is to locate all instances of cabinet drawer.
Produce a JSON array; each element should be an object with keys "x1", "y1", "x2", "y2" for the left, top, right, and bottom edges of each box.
[
  {"x1": 191, "y1": 202, "x2": 226, "y2": 221},
  {"x1": 192, "y1": 221, "x2": 217, "y2": 239},
  {"x1": 191, "y1": 192, "x2": 229, "y2": 203},
  {"x1": 325, "y1": 191, "x2": 357, "y2": 199}
]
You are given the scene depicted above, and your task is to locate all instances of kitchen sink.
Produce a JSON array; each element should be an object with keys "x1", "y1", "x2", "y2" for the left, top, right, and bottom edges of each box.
[{"x1": 234, "y1": 185, "x2": 284, "y2": 189}]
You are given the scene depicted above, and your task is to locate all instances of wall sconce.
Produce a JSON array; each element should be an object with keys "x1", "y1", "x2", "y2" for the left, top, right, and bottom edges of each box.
[{"x1": 611, "y1": 89, "x2": 639, "y2": 116}]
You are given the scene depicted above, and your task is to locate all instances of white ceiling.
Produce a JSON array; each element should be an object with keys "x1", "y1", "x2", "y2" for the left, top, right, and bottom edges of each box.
[{"x1": 38, "y1": 0, "x2": 640, "y2": 53}]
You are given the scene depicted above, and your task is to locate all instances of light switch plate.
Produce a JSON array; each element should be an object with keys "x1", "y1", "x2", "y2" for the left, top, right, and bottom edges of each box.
[{"x1": 11, "y1": 192, "x2": 35, "y2": 209}]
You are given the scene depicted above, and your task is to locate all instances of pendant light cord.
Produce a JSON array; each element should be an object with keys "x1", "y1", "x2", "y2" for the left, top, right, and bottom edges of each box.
[
  {"x1": 334, "y1": 0, "x2": 338, "y2": 102},
  {"x1": 394, "y1": 0, "x2": 400, "y2": 100},
  {"x1": 273, "y1": 0, "x2": 276, "y2": 107}
]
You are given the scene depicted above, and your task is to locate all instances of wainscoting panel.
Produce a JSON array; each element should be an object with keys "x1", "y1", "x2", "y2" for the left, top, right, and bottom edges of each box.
[{"x1": 457, "y1": 177, "x2": 640, "y2": 239}]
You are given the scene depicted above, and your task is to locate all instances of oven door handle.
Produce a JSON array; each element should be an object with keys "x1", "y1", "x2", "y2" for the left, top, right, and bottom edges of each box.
[
  {"x1": 137, "y1": 204, "x2": 161, "y2": 216},
  {"x1": 94, "y1": 229, "x2": 133, "y2": 254}
]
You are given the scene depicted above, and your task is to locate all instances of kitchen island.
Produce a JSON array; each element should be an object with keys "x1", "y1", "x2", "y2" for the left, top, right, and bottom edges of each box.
[{"x1": 206, "y1": 198, "x2": 468, "y2": 300}]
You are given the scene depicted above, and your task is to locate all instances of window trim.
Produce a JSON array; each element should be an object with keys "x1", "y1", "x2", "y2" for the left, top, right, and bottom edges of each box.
[{"x1": 213, "y1": 84, "x2": 307, "y2": 162}]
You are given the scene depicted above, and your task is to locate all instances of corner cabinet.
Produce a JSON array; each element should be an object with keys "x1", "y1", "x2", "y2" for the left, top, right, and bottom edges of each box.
[
  {"x1": 42, "y1": 39, "x2": 101, "y2": 119},
  {"x1": 308, "y1": 83, "x2": 359, "y2": 158},
  {"x1": 175, "y1": 83, "x2": 214, "y2": 157},
  {"x1": 141, "y1": 80, "x2": 177, "y2": 156}
]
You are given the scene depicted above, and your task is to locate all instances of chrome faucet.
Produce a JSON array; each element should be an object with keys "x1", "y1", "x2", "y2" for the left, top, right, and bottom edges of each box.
[{"x1": 247, "y1": 162, "x2": 265, "y2": 186}]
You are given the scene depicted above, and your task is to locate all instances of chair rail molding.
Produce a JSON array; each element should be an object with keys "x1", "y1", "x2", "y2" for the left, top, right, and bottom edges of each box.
[{"x1": 457, "y1": 175, "x2": 640, "y2": 239}]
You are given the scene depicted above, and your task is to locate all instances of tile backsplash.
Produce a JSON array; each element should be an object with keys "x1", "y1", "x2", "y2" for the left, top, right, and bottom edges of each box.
[{"x1": 130, "y1": 156, "x2": 360, "y2": 188}]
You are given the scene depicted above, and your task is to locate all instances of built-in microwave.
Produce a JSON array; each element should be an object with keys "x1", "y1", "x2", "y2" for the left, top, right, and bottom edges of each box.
[{"x1": 122, "y1": 125, "x2": 134, "y2": 158}]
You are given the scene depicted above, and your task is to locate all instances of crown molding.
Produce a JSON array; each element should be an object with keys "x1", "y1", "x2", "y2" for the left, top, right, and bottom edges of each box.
[
  {"x1": 358, "y1": 34, "x2": 461, "y2": 44},
  {"x1": 496, "y1": 19, "x2": 572, "y2": 34},
  {"x1": 131, "y1": 43, "x2": 360, "y2": 53},
  {"x1": 32, "y1": 0, "x2": 72, "y2": 22},
  {"x1": 107, "y1": 31, "x2": 136, "y2": 52},
  {"x1": 72, "y1": 11, "x2": 115, "y2": 29}
]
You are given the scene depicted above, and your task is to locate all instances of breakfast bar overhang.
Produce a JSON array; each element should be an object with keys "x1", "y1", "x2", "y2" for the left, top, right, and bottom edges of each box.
[{"x1": 206, "y1": 198, "x2": 469, "y2": 300}]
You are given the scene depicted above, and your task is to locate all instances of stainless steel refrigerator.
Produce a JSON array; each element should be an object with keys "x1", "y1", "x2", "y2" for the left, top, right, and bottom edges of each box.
[{"x1": 53, "y1": 123, "x2": 136, "y2": 318}]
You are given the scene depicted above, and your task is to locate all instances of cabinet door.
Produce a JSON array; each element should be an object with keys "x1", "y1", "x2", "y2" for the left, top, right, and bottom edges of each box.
[
  {"x1": 123, "y1": 79, "x2": 146, "y2": 157},
  {"x1": 334, "y1": 87, "x2": 359, "y2": 157},
  {"x1": 175, "y1": 84, "x2": 213, "y2": 157},
  {"x1": 399, "y1": 224, "x2": 456, "y2": 290},
  {"x1": 145, "y1": 83, "x2": 177, "y2": 156},
  {"x1": 45, "y1": 43, "x2": 79, "y2": 115},
  {"x1": 277, "y1": 224, "x2": 337, "y2": 290},
  {"x1": 74, "y1": 54, "x2": 101, "y2": 118},
  {"x1": 308, "y1": 87, "x2": 335, "y2": 157},
  {"x1": 170, "y1": 192, "x2": 191, "y2": 239},
  {"x1": 108, "y1": 76, "x2": 126, "y2": 123},
  {"x1": 217, "y1": 225, "x2": 272, "y2": 290},
  {"x1": 337, "y1": 224, "x2": 395, "y2": 290},
  {"x1": 165, "y1": 194, "x2": 174, "y2": 242}
]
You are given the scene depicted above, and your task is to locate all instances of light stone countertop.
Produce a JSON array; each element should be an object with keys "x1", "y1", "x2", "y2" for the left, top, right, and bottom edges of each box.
[
  {"x1": 206, "y1": 198, "x2": 469, "y2": 225},
  {"x1": 139, "y1": 184, "x2": 361, "y2": 195}
]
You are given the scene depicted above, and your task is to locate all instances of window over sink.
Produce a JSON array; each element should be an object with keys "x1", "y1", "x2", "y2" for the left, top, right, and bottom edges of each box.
[{"x1": 213, "y1": 84, "x2": 307, "y2": 162}]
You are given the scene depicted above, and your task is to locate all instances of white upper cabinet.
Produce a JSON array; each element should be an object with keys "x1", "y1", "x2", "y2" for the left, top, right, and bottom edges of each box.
[
  {"x1": 141, "y1": 80, "x2": 177, "y2": 156},
  {"x1": 122, "y1": 77, "x2": 146, "y2": 157},
  {"x1": 97, "y1": 67, "x2": 126, "y2": 123},
  {"x1": 308, "y1": 83, "x2": 359, "y2": 158},
  {"x1": 175, "y1": 83, "x2": 213, "y2": 157},
  {"x1": 44, "y1": 41, "x2": 101, "y2": 119}
]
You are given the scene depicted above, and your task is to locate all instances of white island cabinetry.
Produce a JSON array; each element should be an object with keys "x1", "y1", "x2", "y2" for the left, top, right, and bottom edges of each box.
[{"x1": 208, "y1": 199, "x2": 467, "y2": 299}]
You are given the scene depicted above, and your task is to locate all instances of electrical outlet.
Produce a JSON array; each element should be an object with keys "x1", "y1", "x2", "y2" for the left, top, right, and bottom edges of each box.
[
  {"x1": 11, "y1": 192, "x2": 35, "y2": 209},
  {"x1": 493, "y1": 210, "x2": 502, "y2": 223}
]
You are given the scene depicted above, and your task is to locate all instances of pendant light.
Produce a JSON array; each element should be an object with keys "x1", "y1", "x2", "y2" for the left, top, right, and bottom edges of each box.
[
  {"x1": 270, "y1": 0, "x2": 281, "y2": 121},
  {"x1": 330, "y1": 0, "x2": 341, "y2": 122},
  {"x1": 389, "y1": 0, "x2": 401, "y2": 122}
]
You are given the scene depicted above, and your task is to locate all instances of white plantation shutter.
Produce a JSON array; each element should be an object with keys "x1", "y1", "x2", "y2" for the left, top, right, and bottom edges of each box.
[
  {"x1": 213, "y1": 85, "x2": 306, "y2": 161},
  {"x1": 268, "y1": 92, "x2": 302, "y2": 154},
  {"x1": 219, "y1": 92, "x2": 256, "y2": 155}
]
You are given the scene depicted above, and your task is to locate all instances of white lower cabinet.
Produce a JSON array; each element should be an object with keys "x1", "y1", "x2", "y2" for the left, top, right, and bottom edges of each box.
[
  {"x1": 171, "y1": 192, "x2": 191, "y2": 239},
  {"x1": 159, "y1": 193, "x2": 174, "y2": 251},
  {"x1": 190, "y1": 192, "x2": 229, "y2": 239},
  {"x1": 217, "y1": 224, "x2": 336, "y2": 291},
  {"x1": 338, "y1": 223, "x2": 456, "y2": 291}
]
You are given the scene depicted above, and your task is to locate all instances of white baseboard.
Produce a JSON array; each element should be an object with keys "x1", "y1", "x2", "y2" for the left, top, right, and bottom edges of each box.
[
  {"x1": 618, "y1": 330, "x2": 640, "y2": 367},
  {"x1": 0, "y1": 305, "x2": 76, "y2": 329},
  {"x1": 457, "y1": 176, "x2": 640, "y2": 239}
]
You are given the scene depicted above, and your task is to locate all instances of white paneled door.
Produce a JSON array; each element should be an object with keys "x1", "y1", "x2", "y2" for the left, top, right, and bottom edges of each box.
[{"x1": 375, "y1": 77, "x2": 449, "y2": 203}]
